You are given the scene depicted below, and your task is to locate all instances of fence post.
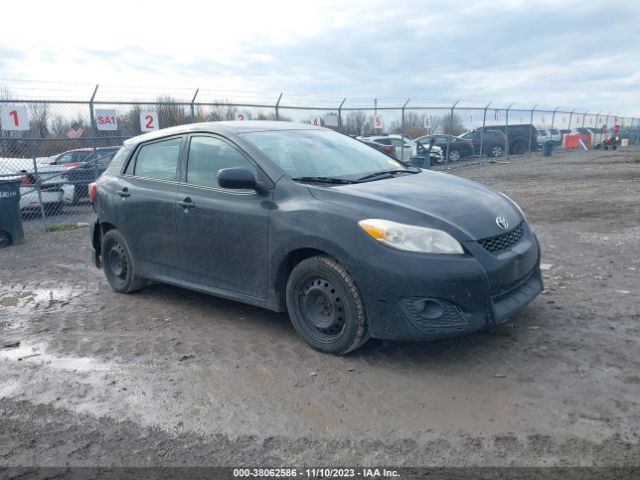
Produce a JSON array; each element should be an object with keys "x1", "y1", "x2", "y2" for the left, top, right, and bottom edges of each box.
[
  {"x1": 581, "y1": 110, "x2": 589, "y2": 128},
  {"x1": 89, "y1": 84, "x2": 99, "y2": 151},
  {"x1": 505, "y1": 103, "x2": 513, "y2": 158},
  {"x1": 528, "y1": 104, "x2": 537, "y2": 155},
  {"x1": 445, "y1": 100, "x2": 459, "y2": 168},
  {"x1": 567, "y1": 108, "x2": 576, "y2": 131},
  {"x1": 190, "y1": 88, "x2": 199, "y2": 123},
  {"x1": 337, "y1": 97, "x2": 346, "y2": 133},
  {"x1": 400, "y1": 98, "x2": 410, "y2": 163},
  {"x1": 274, "y1": 92, "x2": 283, "y2": 121},
  {"x1": 31, "y1": 140, "x2": 47, "y2": 229},
  {"x1": 479, "y1": 101, "x2": 492, "y2": 162},
  {"x1": 604, "y1": 113, "x2": 610, "y2": 136},
  {"x1": 550, "y1": 106, "x2": 559, "y2": 146}
]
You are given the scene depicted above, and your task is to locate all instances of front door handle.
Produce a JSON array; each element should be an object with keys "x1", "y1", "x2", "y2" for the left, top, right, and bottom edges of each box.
[
  {"x1": 177, "y1": 198, "x2": 195, "y2": 210},
  {"x1": 117, "y1": 188, "x2": 130, "y2": 197}
]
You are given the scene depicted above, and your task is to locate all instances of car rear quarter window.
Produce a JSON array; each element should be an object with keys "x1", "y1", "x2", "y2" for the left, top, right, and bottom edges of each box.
[
  {"x1": 133, "y1": 137, "x2": 182, "y2": 181},
  {"x1": 106, "y1": 145, "x2": 133, "y2": 176},
  {"x1": 186, "y1": 136, "x2": 256, "y2": 189}
]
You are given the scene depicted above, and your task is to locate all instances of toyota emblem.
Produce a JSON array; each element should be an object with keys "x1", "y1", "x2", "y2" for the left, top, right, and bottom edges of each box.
[{"x1": 496, "y1": 216, "x2": 509, "y2": 230}]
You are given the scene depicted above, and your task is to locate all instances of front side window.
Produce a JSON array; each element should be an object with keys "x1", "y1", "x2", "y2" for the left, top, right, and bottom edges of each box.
[
  {"x1": 56, "y1": 153, "x2": 74, "y2": 164},
  {"x1": 133, "y1": 137, "x2": 182, "y2": 181},
  {"x1": 186, "y1": 136, "x2": 256, "y2": 188}
]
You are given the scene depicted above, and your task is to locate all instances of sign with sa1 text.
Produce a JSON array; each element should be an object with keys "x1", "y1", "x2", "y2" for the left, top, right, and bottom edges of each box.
[
  {"x1": 140, "y1": 111, "x2": 159, "y2": 132},
  {"x1": 95, "y1": 109, "x2": 118, "y2": 131},
  {"x1": 324, "y1": 112, "x2": 339, "y2": 127},
  {"x1": 1, "y1": 105, "x2": 30, "y2": 131},
  {"x1": 235, "y1": 111, "x2": 249, "y2": 121},
  {"x1": 374, "y1": 115, "x2": 384, "y2": 130}
]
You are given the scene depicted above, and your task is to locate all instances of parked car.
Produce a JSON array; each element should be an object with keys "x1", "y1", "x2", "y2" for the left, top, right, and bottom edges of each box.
[
  {"x1": 1, "y1": 158, "x2": 74, "y2": 212},
  {"x1": 90, "y1": 121, "x2": 542, "y2": 355},
  {"x1": 414, "y1": 134, "x2": 474, "y2": 162},
  {"x1": 537, "y1": 128, "x2": 562, "y2": 146},
  {"x1": 459, "y1": 130, "x2": 508, "y2": 157},
  {"x1": 476, "y1": 124, "x2": 539, "y2": 155},
  {"x1": 49, "y1": 148, "x2": 98, "y2": 168},
  {"x1": 361, "y1": 134, "x2": 418, "y2": 159},
  {"x1": 357, "y1": 138, "x2": 397, "y2": 159},
  {"x1": 66, "y1": 147, "x2": 120, "y2": 202}
]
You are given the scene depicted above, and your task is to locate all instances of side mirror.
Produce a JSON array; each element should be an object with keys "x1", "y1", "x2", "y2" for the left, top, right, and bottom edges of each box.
[{"x1": 217, "y1": 167, "x2": 258, "y2": 190}]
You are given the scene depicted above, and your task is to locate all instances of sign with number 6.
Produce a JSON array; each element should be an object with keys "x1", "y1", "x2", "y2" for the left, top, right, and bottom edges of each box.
[
  {"x1": 1, "y1": 105, "x2": 30, "y2": 131},
  {"x1": 140, "y1": 111, "x2": 159, "y2": 132},
  {"x1": 374, "y1": 115, "x2": 384, "y2": 130}
]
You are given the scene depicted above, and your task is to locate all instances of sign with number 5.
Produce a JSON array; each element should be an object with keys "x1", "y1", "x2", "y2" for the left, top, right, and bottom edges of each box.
[
  {"x1": 140, "y1": 111, "x2": 159, "y2": 132},
  {"x1": 374, "y1": 115, "x2": 384, "y2": 130},
  {"x1": 1, "y1": 105, "x2": 30, "y2": 131}
]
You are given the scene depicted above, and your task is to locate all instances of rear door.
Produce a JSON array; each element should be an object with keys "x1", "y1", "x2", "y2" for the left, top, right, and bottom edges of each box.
[
  {"x1": 114, "y1": 136, "x2": 184, "y2": 278},
  {"x1": 176, "y1": 134, "x2": 270, "y2": 298}
]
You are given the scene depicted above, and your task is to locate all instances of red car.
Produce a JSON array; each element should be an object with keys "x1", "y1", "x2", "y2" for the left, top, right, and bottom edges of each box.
[{"x1": 49, "y1": 148, "x2": 96, "y2": 168}]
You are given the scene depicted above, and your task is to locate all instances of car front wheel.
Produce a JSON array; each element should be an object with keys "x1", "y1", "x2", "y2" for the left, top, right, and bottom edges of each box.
[
  {"x1": 286, "y1": 255, "x2": 369, "y2": 355},
  {"x1": 447, "y1": 149, "x2": 461, "y2": 162},
  {"x1": 101, "y1": 229, "x2": 146, "y2": 293}
]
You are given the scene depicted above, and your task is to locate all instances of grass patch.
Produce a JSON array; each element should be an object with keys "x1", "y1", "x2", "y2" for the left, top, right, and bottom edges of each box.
[{"x1": 46, "y1": 222, "x2": 89, "y2": 232}]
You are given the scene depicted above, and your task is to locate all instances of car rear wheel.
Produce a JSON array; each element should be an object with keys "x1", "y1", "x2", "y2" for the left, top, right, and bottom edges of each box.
[
  {"x1": 490, "y1": 145, "x2": 504, "y2": 157},
  {"x1": 286, "y1": 255, "x2": 369, "y2": 355},
  {"x1": 447, "y1": 149, "x2": 461, "y2": 162},
  {"x1": 101, "y1": 229, "x2": 146, "y2": 293}
]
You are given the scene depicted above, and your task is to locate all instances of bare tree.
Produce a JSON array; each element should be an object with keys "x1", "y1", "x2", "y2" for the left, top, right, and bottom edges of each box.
[
  {"x1": 156, "y1": 96, "x2": 187, "y2": 128},
  {"x1": 343, "y1": 111, "x2": 373, "y2": 136},
  {"x1": 28, "y1": 103, "x2": 50, "y2": 138}
]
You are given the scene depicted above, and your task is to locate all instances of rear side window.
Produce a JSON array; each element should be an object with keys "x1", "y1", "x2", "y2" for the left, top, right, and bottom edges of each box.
[
  {"x1": 133, "y1": 137, "x2": 182, "y2": 181},
  {"x1": 186, "y1": 136, "x2": 256, "y2": 189},
  {"x1": 105, "y1": 145, "x2": 133, "y2": 175}
]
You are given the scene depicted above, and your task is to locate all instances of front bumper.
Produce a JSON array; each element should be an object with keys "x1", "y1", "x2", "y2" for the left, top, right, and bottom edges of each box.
[{"x1": 350, "y1": 225, "x2": 542, "y2": 341}]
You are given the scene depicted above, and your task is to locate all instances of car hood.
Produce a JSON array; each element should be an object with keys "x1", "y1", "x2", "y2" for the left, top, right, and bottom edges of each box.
[{"x1": 309, "y1": 170, "x2": 523, "y2": 240}]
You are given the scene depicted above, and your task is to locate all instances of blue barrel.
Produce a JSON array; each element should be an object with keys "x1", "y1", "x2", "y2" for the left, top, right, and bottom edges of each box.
[
  {"x1": 409, "y1": 155, "x2": 426, "y2": 168},
  {"x1": 0, "y1": 179, "x2": 24, "y2": 248},
  {"x1": 542, "y1": 141, "x2": 554, "y2": 157}
]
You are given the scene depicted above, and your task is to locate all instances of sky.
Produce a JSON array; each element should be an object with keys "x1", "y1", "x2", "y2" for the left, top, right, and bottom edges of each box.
[{"x1": 1, "y1": 0, "x2": 639, "y2": 116}]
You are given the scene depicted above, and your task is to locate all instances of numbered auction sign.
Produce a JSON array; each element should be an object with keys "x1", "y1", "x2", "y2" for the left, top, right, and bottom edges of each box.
[
  {"x1": 95, "y1": 109, "x2": 118, "y2": 131},
  {"x1": 235, "y1": 111, "x2": 249, "y2": 121},
  {"x1": 1, "y1": 105, "x2": 30, "y2": 131},
  {"x1": 140, "y1": 111, "x2": 159, "y2": 132},
  {"x1": 374, "y1": 115, "x2": 384, "y2": 130},
  {"x1": 424, "y1": 115, "x2": 431, "y2": 129},
  {"x1": 324, "y1": 113, "x2": 339, "y2": 127},
  {"x1": 310, "y1": 115, "x2": 321, "y2": 126}
]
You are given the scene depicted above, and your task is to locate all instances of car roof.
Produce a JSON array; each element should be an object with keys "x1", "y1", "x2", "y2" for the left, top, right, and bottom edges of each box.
[{"x1": 123, "y1": 121, "x2": 323, "y2": 146}]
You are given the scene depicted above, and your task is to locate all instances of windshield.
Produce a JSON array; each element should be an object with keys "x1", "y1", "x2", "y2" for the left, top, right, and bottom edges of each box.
[{"x1": 242, "y1": 129, "x2": 405, "y2": 179}]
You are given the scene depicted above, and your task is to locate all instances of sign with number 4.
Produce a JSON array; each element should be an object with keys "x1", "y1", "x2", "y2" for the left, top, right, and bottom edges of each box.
[
  {"x1": 1, "y1": 105, "x2": 30, "y2": 131},
  {"x1": 140, "y1": 111, "x2": 159, "y2": 132}
]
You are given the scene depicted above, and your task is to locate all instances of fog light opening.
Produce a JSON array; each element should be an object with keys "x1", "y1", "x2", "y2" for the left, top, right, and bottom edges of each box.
[{"x1": 413, "y1": 299, "x2": 444, "y2": 320}]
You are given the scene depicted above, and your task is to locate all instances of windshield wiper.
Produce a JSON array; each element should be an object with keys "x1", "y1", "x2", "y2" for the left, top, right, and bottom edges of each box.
[
  {"x1": 357, "y1": 168, "x2": 420, "y2": 182},
  {"x1": 292, "y1": 176, "x2": 357, "y2": 185}
]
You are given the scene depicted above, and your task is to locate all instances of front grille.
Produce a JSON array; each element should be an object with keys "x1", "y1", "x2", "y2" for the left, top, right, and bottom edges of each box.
[{"x1": 478, "y1": 222, "x2": 524, "y2": 254}]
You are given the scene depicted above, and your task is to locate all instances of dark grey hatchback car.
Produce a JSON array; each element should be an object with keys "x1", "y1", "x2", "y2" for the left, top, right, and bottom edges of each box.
[{"x1": 90, "y1": 121, "x2": 542, "y2": 355}]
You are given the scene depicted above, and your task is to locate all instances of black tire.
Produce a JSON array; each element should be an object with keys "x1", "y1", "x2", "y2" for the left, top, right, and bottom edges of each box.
[
  {"x1": 0, "y1": 231, "x2": 11, "y2": 248},
  {"x1": 510, "y1": 140, "x2": 527, "y2": 155},
  {"x1": 286, "y1": 255, "x2": 368, "y2": 355},
  {"x1": 447, "y1": 149, "x2": 461, "y2": 162},
  {"x1": 101, "y1": 229, "x2": 146, "y2": 293},
  {"x1": 490, "y1": 145, "x2": 504, "y2": 157}
]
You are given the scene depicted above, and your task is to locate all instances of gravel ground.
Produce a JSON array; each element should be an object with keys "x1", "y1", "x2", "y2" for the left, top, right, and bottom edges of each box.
[{"x1": 1, "y1": 147, "x2": 639, "y2": 469}]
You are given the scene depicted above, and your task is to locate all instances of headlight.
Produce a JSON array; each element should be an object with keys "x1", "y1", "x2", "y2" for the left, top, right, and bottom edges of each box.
[{"x1": 358, "y1": 219, "x2": 464, "y2": 254}]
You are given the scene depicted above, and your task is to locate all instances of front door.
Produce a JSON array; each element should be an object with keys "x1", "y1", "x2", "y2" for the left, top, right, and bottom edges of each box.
[{"x1": 176, "y1": 134, "x2": 270, "y2": 299}]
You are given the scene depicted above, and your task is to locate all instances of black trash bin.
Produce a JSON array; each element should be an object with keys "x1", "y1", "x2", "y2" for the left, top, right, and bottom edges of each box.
[
  {"x1": 409, "y1": 155, "x2": 428, "y2": 168},
  {"x1": 542, "y1": 141, "x2": 554, "y2": 157},
  {"x1": 0, "y1": 179, "x2": 25, "y2": 248}
]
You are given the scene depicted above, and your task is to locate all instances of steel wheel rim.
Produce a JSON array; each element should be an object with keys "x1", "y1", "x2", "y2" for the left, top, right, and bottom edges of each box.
[
  {"x1": 295, "y1": 275, "x2": 346, "y2": 343},
  {"x1": 108, "y1": 242, "x2": 128, "y2": 281}
]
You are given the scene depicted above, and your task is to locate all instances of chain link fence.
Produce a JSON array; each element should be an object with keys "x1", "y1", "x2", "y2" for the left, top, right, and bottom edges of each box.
[{"x1": 2, "y1": 85, "x2": 639, "y2": 233}]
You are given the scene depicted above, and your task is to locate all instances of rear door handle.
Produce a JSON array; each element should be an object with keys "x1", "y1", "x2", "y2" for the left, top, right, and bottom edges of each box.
[
  {"x1": 117, "y1": 188, "x2": 130, "y2": 197},
  {"x1": 177, "y1": 198, "x2": 195, "y2": 209}
]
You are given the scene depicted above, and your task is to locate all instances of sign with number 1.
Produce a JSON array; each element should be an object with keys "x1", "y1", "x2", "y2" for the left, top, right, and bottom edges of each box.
[
  {"x1": 140, "y1": 111, "x2": 159, "y2": 131},
  {"x1": 1, "y1": 105, "x2": 30, "y2": 131}
]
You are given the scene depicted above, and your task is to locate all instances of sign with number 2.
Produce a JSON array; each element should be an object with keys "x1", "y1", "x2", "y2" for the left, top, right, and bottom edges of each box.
[
  {"x1": 140, "y1": 111, "x2": 159, "y2": 132},
  {"x1": 1, "y1": 105, "x2": 30, "y2": 131}
]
